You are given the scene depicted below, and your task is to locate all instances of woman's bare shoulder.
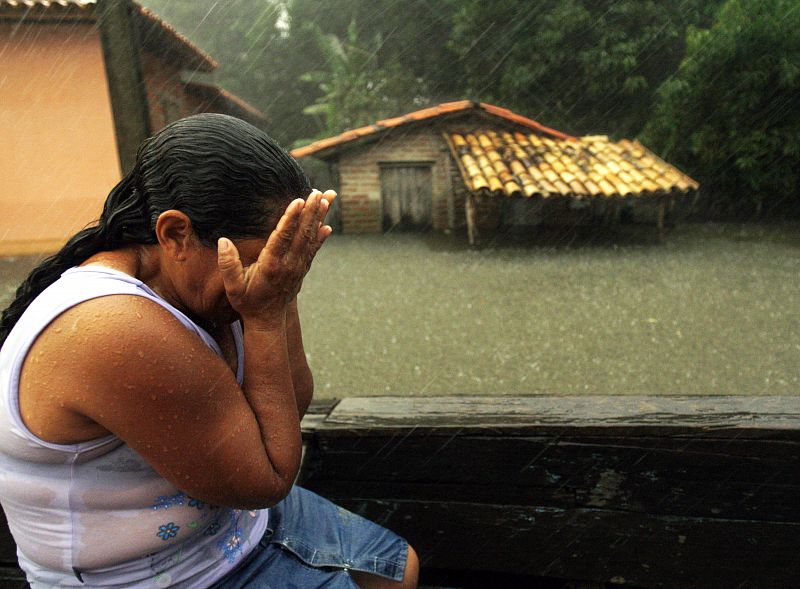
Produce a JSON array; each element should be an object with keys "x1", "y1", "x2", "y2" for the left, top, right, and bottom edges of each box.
[
  {"x1": 19, "y1": 293, "x2": 281, "y2": 507},
  {"x1": 19, "y1": 294, "x2": 232, "y2": 444}
]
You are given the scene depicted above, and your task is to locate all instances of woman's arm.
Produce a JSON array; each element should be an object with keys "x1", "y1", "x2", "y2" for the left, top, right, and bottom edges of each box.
[
  {"x1": 285, "y1": 189, "x2": 334, "y2": 419},
  {"x1": 286, "y1": 298, "x2": 313, "y2": 419},
  {"x1": 31, "y1": 194, "x2": 331, "y2": 510}
]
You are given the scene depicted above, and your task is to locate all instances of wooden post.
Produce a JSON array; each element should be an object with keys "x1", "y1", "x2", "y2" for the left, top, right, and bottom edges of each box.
[
  {"x1": 657, "y1": 197, "x2": 666, "y2": 241},
  {"x1": 96, "y1": 0, "x2": 151, "y2": 175},
  {"x1": 465, "y1": 193, "x2": 478, "y2": 246},
  {"x1": 443, "y1": 147, "x2": 457, "y2": 233},
  {"x1": 667, "y1": 194, "x2": 677, "y2": 228}
]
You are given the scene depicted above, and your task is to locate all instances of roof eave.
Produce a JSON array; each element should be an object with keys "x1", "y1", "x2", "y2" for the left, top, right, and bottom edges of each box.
[
  {"x1": 0, "y1": 1, "x2": 218, "y2": 72},
  {"x1": 290, "y1": 101, "x2": 577, "y2": 160},
  {"x1": 184, "y1": 81, "x2": 267, "y2": 124}
]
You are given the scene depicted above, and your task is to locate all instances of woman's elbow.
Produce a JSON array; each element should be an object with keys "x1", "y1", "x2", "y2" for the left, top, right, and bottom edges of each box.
[
  {"x1": 229, "y1": 477, "x2": 294, "y2": 510},
  {"x1": 294, "y1": 372, "x2": 314, "y2": 418}
]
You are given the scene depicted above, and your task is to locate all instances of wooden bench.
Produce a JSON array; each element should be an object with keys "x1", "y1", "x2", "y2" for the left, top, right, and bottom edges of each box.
[
  {"x1": 2, "y1": 396, "x2": 799, "y2": 588},
  {"x1": 300, "y1": 396, "x2": 800, "y2": 588}
]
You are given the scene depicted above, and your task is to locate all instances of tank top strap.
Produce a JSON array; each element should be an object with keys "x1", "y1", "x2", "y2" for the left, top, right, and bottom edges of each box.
[{"x1": 0, "y1": 265, "x2": 239, "y2": 456}]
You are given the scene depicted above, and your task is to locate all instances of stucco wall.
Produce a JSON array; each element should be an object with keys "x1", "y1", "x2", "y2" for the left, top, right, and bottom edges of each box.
[
  {"x1": 335, "y1": 128, "x2": 452, "y2": 233},
  {"x1": 0, "y1": 23, "x2": 121, "y2": 256}
]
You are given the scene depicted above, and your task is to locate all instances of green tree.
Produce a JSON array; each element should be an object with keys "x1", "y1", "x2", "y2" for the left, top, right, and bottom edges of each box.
[
  {"x1": 284, "y1": 0, "x2": 464, "y2": 105},
  {"x1": 140, "y1": 0, "x2": 315, "y2": 145},
  {"x1": 642, "y1": 0, "x2": 800, "y2": 215},
  {"x1": 142, "y1": 0, "x2": 465, "y2": 146},
  {"x1": 298, "y1": 21, "x2": 424, "y2": 141},
  {"x1": 450, "y1": 0, "x2": 721, "y2": 137}
]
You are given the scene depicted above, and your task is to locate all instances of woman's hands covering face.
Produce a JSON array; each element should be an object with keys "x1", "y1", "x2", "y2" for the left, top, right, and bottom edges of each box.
[{"x1": 216, "y1": 189, "x2": 336, "y2": 326}]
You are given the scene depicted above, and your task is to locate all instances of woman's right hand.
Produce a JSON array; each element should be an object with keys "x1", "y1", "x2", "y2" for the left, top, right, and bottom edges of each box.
[{"x1": 216, "y1": 190, "x2": 333, "y2": 327}]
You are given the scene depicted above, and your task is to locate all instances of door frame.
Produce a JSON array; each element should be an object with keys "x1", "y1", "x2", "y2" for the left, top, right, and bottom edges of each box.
[{"x1": 378, "y1": 160, "x2": 435, "y2": 231}]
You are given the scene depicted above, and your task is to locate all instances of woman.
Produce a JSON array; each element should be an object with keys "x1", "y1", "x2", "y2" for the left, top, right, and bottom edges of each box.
[{"x1": 0, "y1": 114, "x2": 418, "y2": 588}]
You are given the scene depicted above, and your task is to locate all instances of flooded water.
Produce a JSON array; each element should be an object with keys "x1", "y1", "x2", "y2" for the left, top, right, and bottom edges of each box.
[
  {"x1": 299, "y1": 222, "x2": 800, "y2": 397},
  {"x1": 2, "y1": 222, "x2": 798, "y2": 398}
]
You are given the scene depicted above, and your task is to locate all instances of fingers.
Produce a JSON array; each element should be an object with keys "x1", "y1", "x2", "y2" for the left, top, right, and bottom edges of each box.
[
  {"x1": 288, "y1": 190, "x2": 325, "y2": 261},
  {"x1": 262, "y1": 190, "x2": 334, "y2": 273},
  {"x1": 310, "y1": 190, "x2": 335, "y2": 259},
  {"x1": 319, "y1": 189, "x2": 337, "y2": 226},
  {"x1": 264, "y1": 198, "x2": 304, "y2": 261},
  {"x1": 217, "y1": 237, "x2": 245, "y2": 301},
  {"x1": 310, "y1": 223, "x2": 333, "y2": 259}
]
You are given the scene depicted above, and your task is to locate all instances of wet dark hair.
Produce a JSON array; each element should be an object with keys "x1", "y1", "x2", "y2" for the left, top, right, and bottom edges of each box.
[{"x1": 0, "y1": 113, "x2": 310, "y2": 345}]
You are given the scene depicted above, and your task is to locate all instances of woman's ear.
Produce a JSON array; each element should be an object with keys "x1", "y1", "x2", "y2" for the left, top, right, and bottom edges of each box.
[{"x1": 154, "y1": 210, "x2": 194, "y2": 261}]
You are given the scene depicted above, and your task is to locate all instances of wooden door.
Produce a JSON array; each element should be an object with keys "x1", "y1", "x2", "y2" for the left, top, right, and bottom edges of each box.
[{"x1": 380, "y1": 163, "x2": 433, "y2": 231}]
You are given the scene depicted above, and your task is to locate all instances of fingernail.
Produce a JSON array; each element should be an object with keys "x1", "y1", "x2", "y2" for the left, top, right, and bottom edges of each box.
[{"x1": 218, "y1": 237, "x2": 230, "y2": 252}]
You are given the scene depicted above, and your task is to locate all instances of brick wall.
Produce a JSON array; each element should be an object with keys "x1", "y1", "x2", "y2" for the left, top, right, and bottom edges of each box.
[
  {"x1": 336, "y1": 128, "x2": 453, "y2": 233},
  {"x1": 140, "y1": 49, "x2": 189, "y2": 132}
]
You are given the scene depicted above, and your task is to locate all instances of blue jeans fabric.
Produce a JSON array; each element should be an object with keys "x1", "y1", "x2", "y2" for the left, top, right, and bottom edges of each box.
[{"x1": 211, "y1": 486, "x2": 408, "y2": 589}]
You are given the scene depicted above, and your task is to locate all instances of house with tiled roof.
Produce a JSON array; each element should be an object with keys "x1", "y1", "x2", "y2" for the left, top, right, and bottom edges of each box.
[
  {"x1": 291, "y1": 101, "x2": 698, "y2": 243},
  {"x1": 0, "y1": 0, "x2": 265, "y2": 255}
]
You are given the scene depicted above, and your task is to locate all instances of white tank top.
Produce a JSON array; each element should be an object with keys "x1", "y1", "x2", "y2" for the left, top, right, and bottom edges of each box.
[{"x1": 0, "y1": 266, "x2": 268, "y2": 588}]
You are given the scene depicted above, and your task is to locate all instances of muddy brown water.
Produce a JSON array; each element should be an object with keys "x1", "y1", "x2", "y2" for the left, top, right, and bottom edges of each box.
[{"x1": 2, "y1": 222, "x2": 798, "y2": 398}]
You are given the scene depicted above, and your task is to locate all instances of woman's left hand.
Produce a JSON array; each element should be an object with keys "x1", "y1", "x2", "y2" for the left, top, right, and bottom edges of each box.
[{"x1": 302, "y1": 189, "x2": 336, "y2": 277}]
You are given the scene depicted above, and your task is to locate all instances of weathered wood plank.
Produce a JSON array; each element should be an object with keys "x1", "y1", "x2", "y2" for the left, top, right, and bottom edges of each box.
[
  {"x1": 301, "y1": 398, "x2": 340, "y2": 436},
  {"x1": 304, "y1": 433, "x2": 800, "y2": 522},
  {"x1": 301, "y1": 395, "x2": 800, "y2": 588},
  {"x1": 319, "y1": 395, "x2": 800, "y2": 434},
  {"x1": 329, "y1": 498, "x2": 800, "y2": 589}
]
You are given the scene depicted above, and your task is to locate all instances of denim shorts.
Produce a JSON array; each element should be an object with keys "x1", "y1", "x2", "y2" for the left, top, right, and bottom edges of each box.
[{"x1": 210, "y1": 486, "x2": 409, "y2": 589}]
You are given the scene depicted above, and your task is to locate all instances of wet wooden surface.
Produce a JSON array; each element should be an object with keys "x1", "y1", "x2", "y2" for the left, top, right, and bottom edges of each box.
[
  {"x1": 301, "y1": 395, "x2": 800, "y2": 588},
  {"x1": 318, "y1": 395, "x2": 800, "y2": 431}
]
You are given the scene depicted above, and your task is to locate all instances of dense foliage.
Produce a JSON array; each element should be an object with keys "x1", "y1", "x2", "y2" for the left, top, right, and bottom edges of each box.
[
  {"x1": 297, "y1": 21, "x2": 423, "y2": 141},
  {"x1": 642, "y1": 0, "x2": 800, "y2": 214},
  {"x1": 449, "y1": 0, "x2": 721, "y2": 138},
  {"x1": 143, "y1": 0, "x2": 462, "y2": 147},
  {"x1": 142, "y1": 0, "x2": 798, "y2": 214}
]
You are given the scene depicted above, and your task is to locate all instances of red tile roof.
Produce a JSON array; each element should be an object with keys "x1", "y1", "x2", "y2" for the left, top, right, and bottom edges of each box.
[
  {"x1": 0, "y1": 0, "x2": 218, "y2": 72},
  {"x1": 447, "y1": 131, "x2": 698, "y2": 198},
  {"x1": 134, "y1": 4, "x2": 217, "y2": 72},
  {"x1": 184, "y1": 81, "x2": 266, "y2": 122},
  {"x1": 291, "y1": 101, "x2": 576, "y2": 159}
]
